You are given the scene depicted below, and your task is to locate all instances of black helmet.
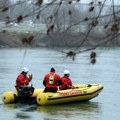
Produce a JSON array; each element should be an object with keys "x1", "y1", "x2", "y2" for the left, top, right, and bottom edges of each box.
[{"x1": 50, "y1": 68, "x2": 55, "y2": 72}]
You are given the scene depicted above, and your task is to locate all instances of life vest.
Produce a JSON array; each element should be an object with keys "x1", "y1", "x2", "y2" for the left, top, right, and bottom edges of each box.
[
  {"x1": 15, "y1": 74, "x2": 29, "y2": 90},
  {"x1": 43, "y1": 72, "x2": 61, "y2": 89},
  {"x1": 59, "y1": 77, "x2": 72, "y2": 90},
  {"x1": 49, "y1": 73, "x2": 55, "y2": 84}
]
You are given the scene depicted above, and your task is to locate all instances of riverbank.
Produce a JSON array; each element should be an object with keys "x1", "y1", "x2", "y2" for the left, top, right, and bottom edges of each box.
[
  {"x1": 0, "y1": 29, "x2": 120, "y2": 48},
  {"x1": 0, "y1": 30, "x2": 47, "y2": 48}
]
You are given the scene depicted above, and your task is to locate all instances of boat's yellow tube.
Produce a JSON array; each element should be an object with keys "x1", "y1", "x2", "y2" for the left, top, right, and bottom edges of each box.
[
  {"x1": 32, "y1": 89, "x2": 44, "y2": 97},
  {"x1": 2, "y1": 91, "x2": 18, "y2": 104},
  {"x1": 36, "y1": 84, "x2": 103, "y2": 105}
]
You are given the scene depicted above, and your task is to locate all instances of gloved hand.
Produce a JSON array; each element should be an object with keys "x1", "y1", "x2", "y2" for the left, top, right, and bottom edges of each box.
[{"x1": 28, "y1": 74, "x2": 33, "y2": 81}]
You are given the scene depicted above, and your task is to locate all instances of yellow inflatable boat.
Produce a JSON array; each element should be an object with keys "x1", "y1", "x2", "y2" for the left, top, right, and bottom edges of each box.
[{"x1": 2, "y1": 84, "x2": 103, "y2": 105}]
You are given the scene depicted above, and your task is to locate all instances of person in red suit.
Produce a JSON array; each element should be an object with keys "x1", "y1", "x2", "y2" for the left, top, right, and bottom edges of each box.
[
  {"x1": 43, "y1": 68, "x2": 61, "y2": 92},
  {"x1": 15, "y1": 67, "x2": 32, "y2": 91},
  {"x1": 59, "y1": 70, "x2": 73, "y2": 90}
]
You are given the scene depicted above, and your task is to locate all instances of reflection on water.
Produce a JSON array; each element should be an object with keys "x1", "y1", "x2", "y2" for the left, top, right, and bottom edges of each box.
[
  {"x1": 2, "y1": 101, "x2": 102, "y2": 119},
  {"x1": 36, "y1": 102, "x2": 102, "y2": 118},
  {"x1": 15, "y1": 112, "x2": 31, "y2": 119},
  {"x1": 36, "y1": 101, "x2": 101, "y2": 113}
]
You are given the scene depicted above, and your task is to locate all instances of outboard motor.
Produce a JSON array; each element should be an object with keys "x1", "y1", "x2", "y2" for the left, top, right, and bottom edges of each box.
[
  {"x1": 17, "y1": 85, "x2": 35, "y2": 104},
  {"x1": 18, "y1": 86, "x2": 34, "y2": 97}
]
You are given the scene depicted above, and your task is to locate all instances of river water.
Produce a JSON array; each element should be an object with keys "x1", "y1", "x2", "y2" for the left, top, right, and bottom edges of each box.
[{"x1": 0, "y1": 48, "x2": 120, "y2": 120}]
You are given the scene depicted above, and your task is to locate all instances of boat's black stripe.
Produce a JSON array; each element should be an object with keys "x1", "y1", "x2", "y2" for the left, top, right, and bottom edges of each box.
[{"x1": 48, "y1": 87, "x2": 103, "y2": 100}]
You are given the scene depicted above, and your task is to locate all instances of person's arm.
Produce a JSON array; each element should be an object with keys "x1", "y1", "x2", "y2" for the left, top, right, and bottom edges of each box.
[
  {"x1": 43, "y1": 80, "x2": 46, "y2": 86},
  {"x1": 63, "y1": 78, "x2": 72, "y2": 88},
  {"x1": 28, "y1": 74, "x2": 33, "y2": 82},
  {"x1": 43, "y1": 74, "x2": 48, "y2": 86},
  {"x1": 57, "y1": 80, "x2": 62, "y2": 86},
  {"x1": 57, "y1": 75, "x2": 62, "y2": 86},
  {"x1": 68, "y1": 78, "x2": 75, "y2": 89},
  {"x1": 69, "y1": 78, "x2": 73, "y2": 86},
  {"x1": 18, "y1": 76, "x2": 25, "y2": 85}
]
